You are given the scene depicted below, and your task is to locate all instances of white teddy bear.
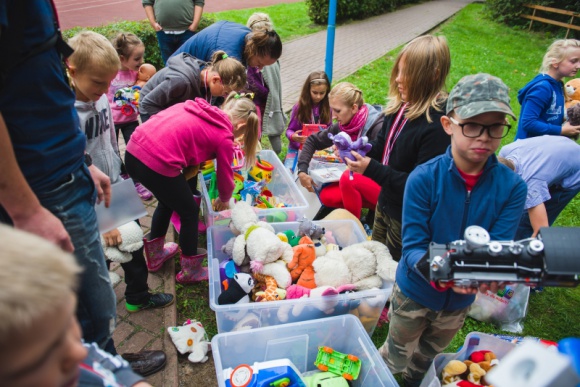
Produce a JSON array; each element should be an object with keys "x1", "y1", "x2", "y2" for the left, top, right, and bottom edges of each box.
[
  {"x1": 167, "y1": 319, "x2": 210, "y2": 363},
  {"x1": 229, "y1": 201, "x2": 293, "y2": 288},
  {"x1": 313, "y1": 240, "x2": 398, "y2": 290}
]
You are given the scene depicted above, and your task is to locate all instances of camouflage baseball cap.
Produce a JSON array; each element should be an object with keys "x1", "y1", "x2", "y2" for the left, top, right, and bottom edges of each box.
[{"x1": 446, "y1": 73, "x2": 516, "y2": 120}]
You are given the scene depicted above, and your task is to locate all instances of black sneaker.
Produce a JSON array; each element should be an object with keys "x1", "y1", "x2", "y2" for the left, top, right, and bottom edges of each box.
[{"x1": 126, "y1": 293, "x2": 174, "y2": 313}]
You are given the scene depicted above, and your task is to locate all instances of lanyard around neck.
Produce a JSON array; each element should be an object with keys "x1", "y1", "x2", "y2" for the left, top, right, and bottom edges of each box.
[{"x1": 382, "y1": 103, "x2": 408, "y2": 166}]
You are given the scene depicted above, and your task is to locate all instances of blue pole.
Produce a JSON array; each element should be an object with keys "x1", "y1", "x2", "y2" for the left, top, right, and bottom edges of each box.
[{"x1": 325, "y1": 0, "x2": 337, "y2": 83}]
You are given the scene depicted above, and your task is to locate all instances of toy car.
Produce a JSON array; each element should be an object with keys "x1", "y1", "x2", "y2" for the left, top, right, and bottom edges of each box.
[
  {"x1": 303, "y1": 371, "x2": 350, "y2": 387},
  {"x1": 314, "y1": 346, "x2": 361, "y2": 381}
]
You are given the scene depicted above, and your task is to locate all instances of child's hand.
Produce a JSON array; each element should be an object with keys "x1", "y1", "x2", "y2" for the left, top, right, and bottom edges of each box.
[
  {"x1": 292, "y1": 130, "x2": 307, "y2": 144},
  {"x1": 298, "y1": 172, "x2": 317, "y2": 193},
  {"x1": 345, "y1": 151, "x2": 371, "y2": 175},
  {"x1": 562, "y1": 122, "x2": 580, "y2": 138},
  {"x1": 213, "y1": 197, "x2": 230, "y2": 212},
  {"x1": 103, "y1": 228, "x2": 122, "y2": 247}
]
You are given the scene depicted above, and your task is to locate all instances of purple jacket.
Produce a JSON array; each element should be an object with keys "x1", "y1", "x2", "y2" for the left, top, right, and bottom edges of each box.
[{"x1": 285, "y1": 103, "x2": 331, "y2": 150}]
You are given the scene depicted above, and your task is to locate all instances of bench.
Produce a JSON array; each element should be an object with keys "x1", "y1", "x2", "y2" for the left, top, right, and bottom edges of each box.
[{"x1": 521, "y1": 4, "x2": 580, "y2": 38}]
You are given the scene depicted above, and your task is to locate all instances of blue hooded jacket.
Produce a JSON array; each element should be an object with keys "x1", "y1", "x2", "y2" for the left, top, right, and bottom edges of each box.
[
  {"x1": 172, "y1": 20, "x2": 250, "y2": 64},
  {"x1": 515, "y1": 74, "x2": 564, "y2": 140},
  {"x1": 397, "y1": 147, "x2": 527, "y2": 311}
]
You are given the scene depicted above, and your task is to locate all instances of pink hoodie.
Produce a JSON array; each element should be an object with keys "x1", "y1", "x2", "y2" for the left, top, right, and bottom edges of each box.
[{"x1": 127, "y1": 98, "x2": 235, "y2": 202}]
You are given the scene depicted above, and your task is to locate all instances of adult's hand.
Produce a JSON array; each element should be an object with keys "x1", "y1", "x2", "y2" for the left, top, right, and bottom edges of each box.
[
  {"x1": 298, "y1": 172, "x2": 317, "y2": 193},
  {"x1": 13, "y1": 206, "x2": 74, "y2": 252},
  {"x1": 345, "y1": 151, "x2": 371, "y2": 175},
  {"x1": 88, "y1": 165, "x2": 111, "y2": 208}
]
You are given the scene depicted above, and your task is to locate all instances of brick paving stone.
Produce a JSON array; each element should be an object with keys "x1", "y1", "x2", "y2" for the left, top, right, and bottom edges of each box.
[
  {"x1": 112, "y1": 321, "x2": 134, "y2": 345},
  {"x1": 130, "y1": 309, "x2": 165, "y2": 332},
  {"x1": 119, "y1": 331, "x2": 153, "y2": 354}
]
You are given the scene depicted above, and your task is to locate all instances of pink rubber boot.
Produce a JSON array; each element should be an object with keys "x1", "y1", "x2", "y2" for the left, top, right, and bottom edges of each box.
[
  {"x1": 143, "y1": 234, "x2": 179, "y2": 272},
  {"x1": 176, "y1": 248, "x2": 209, "y2": 284},
  {"x1": 169, "y1": 195, "x2": 206, "y2": 234}
]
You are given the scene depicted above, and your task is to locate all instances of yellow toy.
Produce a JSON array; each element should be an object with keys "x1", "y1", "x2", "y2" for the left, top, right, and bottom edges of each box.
[{"x1": 248, "y1": 157, "x2": 274, "y2": 183}]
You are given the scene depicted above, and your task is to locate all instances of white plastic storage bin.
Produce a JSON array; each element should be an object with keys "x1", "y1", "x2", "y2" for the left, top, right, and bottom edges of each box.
[
  {"x1": 212, "y1": 314, "x2": 398, "y2": 387},
  {"x1": 208, "y1": 220, "x2": 394, "y2": 335},
  {"x1": 200, "y1": 150, "x2": 309, "y2": 226}
]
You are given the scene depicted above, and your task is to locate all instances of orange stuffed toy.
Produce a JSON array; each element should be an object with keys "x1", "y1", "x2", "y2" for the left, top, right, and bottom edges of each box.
[{"x1": 287, "y1": 236, "x2": 317, "y2": 289}]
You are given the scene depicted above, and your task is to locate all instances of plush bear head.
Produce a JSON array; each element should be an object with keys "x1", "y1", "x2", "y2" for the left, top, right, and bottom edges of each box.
[
  {"x1": 217, "y1": 273, "x2": 254, "y2": 305},
  {"x1": 565, "y1": 78, "x2": 580, "y2": 109}
]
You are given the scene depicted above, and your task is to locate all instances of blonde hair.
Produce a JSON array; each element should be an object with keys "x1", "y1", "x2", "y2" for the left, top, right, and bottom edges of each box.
[
  {"x1": 223, "y1": 92, "x2": 260, "y2": 168},
  {"x1": 385, "y1": 35, "x2": 450, "y2": 122},
  {"x1": 328, "y1": 82, "x2": 364, "y2": 109},
  {"x1": 208, "y1": 50, "x2": 247, "y2": 92},
  {"x1": 68, "y1": 30, "x2": 120, "y2": 73},
  {"x1": 541, "y1": 39, "x2": 580, "y2": 73},
  {"x1": 0, "y1": 225, "x2": 81, "y2": 343},
  {"x1": 247, "y1": 12, "x2": 273, "y2": 32},
  {"x1": 111, "y1": 32, "x2": 144, "y2": 59}
]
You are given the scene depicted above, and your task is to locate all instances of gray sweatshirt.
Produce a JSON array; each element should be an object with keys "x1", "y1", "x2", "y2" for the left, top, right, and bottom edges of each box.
[
  {"x1": 75, "y1": 94, "x2": 122, "y2": 183},
  {"x1": 139, "y1": 52, "x2": 207, "y2": 117}
]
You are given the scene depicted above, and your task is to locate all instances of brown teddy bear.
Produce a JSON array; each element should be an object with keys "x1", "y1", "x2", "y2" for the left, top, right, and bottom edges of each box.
[
  {"x1": 567, "y1": 103, "x2": 580, "y2": 126},
  {"x1": 564, "y1": 78, "x2": 580, "y2": 110}
]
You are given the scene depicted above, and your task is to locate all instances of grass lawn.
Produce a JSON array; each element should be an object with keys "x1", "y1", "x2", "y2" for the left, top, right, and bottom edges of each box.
[{"x1": 177, "y1": 1, "x2": 580, "y2": 382}]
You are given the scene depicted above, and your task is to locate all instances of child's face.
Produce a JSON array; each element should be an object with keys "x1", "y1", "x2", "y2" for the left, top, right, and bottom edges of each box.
[
  {"x1": 70, "y1": 66, "x2": 117, "y2": 102},
  {"x1": 395, "y1": 55, "x2": 407, "y2": 102},
  {"x1": 207, "y1": 72, "x2": 230, "y2": 97},
  {"x1": 329, "y1": 96, "x2": 357, "y2": 126},
  {"x1": 442, "y1": 111, "x2": 506, "y2": 173},
  {"x1": 553, "y1": 47, "x2": 580, "y2": 80},
  {"x1": 120, "y1": 44, "x2": 145, "y2": 71},
  {"x1": 0, "y1": 293, "x2": 87, "y2": 387},
  {"x1": 310, "y1": 84, "x2": 328, "y2": 105}
]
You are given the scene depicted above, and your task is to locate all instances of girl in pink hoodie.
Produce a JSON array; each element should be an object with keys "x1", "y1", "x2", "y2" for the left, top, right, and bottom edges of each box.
[{"x1": 125, "y1": 93, "x2": 259, "y2": 284}]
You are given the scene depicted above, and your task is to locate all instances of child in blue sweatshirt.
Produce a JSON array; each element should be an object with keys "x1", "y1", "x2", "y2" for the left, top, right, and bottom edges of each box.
[{"x1": 516, "y1": 38, "x2": 580, "y2": 140}]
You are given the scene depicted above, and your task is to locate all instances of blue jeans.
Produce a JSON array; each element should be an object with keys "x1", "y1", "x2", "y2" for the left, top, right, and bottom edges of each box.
[
  {"x1": 515, "y1": 186, "x2": 580, "y2": 240},
  {"x1": 156, "y1": 30, "x2": 195, "y2": 65},
  {"x1": 35, "y1": 165, "x2": 117, "y2": 349}
]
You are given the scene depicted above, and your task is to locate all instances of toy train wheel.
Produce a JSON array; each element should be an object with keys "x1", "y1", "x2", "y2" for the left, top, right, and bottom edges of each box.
[
  {"x1": 347, "y1": 354, "x2": 359, "y2": 362},
  {"x1": 323, "y1": 346, "x2": 333, "y2": 354},
  {"x1": 318, "y1": 364, "x2": 329, "y2": 372},
  {"x1": 343, "y1": 373, "x2": 354, "y2": 381}
]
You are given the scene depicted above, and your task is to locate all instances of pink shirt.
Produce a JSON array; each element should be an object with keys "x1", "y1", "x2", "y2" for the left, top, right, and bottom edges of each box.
[
  {"x1": 127, "y1": 98, "x2": 236, "y2": 202},
  {"x1": 107, "y1": 69, "x2": 139, "y2": 124}
]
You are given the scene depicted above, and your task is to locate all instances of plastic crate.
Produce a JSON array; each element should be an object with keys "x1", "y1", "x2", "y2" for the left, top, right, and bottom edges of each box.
[
  {"x1": 200, "y1": 150, "x2": 309, "y2": 226},
  {"x1": 208, "y1": 220, "x2": 394, "y2": 335},
  {"x1": 212, "y1": 314, "x2": 398, "y2": 387}
]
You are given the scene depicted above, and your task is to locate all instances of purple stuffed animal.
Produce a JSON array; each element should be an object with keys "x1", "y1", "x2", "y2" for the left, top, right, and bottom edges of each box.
[{"x1": 328, "y1": 132, "x2": 372, "y2": 179}]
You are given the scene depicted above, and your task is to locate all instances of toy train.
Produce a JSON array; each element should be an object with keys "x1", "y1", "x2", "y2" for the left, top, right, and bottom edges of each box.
[{"x1": 428, "y1": 226, "x2": 580, "y2": 288}]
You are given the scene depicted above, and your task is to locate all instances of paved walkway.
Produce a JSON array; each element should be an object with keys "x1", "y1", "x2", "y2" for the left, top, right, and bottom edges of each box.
[{"x1": 111, "y1": 1, "x2": 473, "y2": 386}]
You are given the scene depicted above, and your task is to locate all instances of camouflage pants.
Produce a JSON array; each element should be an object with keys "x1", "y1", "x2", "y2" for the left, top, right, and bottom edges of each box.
[
  {"x1": 371, "y1": 207, "x2": 402, "y2": 261},
  {"x1": 379, "y1": 283, "x2": 469, "y2": 386}
]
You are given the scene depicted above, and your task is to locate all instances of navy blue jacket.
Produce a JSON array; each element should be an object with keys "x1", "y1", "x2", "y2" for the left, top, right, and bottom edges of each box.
[
  {"x1": 172, "y1": 20, "x2": 250, "y2": 64},
  {"x1": 516, "y1": 74, "x2": 564, "y2": 140},
  {"x1": 397, "y1": 147, "x2": 527, "y2": 311}
]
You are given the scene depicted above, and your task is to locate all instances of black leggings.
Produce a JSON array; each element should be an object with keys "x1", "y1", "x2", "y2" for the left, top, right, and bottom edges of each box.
[{"x1": 125, "y1": 151, "x2": 199, "y2": 255}]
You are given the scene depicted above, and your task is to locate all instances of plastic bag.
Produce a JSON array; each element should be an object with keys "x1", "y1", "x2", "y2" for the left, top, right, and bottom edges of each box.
[
  {"x1": 419, "y1": 332, "x2": 516, "y2": 387},
  {"x1": 467, "y1": 283, "x2": 530, "y2": 333}
]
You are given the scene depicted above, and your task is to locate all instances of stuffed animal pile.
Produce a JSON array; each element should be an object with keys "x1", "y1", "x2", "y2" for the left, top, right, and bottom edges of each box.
[
  {"x1": 441, "y1": 350, "x2": 500, "y2": 387},
  {"x1": 217, "y1": 202, "x2": 398, "y2": 321}
]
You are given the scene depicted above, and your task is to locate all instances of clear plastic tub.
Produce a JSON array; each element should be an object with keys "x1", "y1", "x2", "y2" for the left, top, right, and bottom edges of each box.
[
  {"x1": 208, "y1": 220, "x2": 394, "y2": 335},
  {"x1": 212, "y1": 314, "x2": 398, "y2": 387},
  {"x1": 201, "y1": 150, "x2": 309, "y2": 226}
]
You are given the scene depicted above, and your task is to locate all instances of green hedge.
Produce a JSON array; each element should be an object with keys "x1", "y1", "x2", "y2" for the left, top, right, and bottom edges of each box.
[
  {"x1": 62, "y1": 16, "x2": 216, "y2": 70},
  {"x1": 306, "y1": 0, "x2": 418, "y2": 25},
  {"x1": 484, "y1": 0, "x2": 580, "y2": 38}
]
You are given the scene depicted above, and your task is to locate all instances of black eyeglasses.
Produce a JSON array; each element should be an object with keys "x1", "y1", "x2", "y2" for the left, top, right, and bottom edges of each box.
[{"x1": 449, "y1": 117, "x2": 511, "y2": 139}]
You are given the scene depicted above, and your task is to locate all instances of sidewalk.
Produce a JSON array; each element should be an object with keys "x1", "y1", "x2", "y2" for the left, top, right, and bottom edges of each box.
[{"x1": 115, "y1": 1, "x2": 473, "y2": 386}]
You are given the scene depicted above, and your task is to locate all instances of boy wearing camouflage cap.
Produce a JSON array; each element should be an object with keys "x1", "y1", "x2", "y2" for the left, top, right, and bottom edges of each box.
[{"x1": 379, "y1": 73, "x2": 527, "y2": 387}]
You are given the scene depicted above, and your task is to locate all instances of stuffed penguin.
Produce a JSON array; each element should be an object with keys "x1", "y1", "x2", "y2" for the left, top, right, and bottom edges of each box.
[{"x1": 218, "y1": 273, "x2": 254, "y2": 305}]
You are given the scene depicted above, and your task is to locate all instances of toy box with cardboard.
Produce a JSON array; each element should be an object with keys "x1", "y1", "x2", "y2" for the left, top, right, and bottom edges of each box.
[{"x1": 200, "y1": 150, "x2": 309, "y2": 227}]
